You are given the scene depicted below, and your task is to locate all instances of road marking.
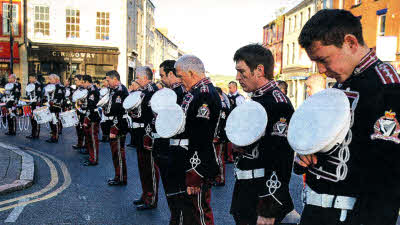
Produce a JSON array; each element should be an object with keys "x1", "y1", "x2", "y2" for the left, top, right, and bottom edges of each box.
[
  {"x1": 4, "y1": 198, "x2": 29, "y2": 223},
  {"x1": 0, "y1": 150, "x2": 59, "y2": 207},
  {"x1": 0, "y1": 149, "x2": 71, "y2": 212}
]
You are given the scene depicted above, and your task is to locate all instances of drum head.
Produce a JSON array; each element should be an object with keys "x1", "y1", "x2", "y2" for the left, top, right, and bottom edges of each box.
[
  {"x1": 65, "y1": 89, "x2": 71, "y2": 97},
  {"x1": 287, "y1": 88, "x2": 351, "y2": 155},
  {"x1": 72, "y1": 89, "x2": 88, "y2": 102},
  {"x1": 97, "y1": 93, "x2": 110, "y2": 107},
  {"x1": 100, "y1": 88, "x2": 109, "y2": 97},
  {"x1": 5, "y1": 83, "x2": 14, "y2": 91},
  {"x1": 150, "y1": 88, "x2": 177, "y2": 113},
  {"x1": 26, "y1": 83, "x2": 35, "y2": 93},
  {"x1": 44, "y1": 84, "x2": 55, "y2": 93},
  {"x1": 225, "y1": 101, "x2": 268, "y2": 147},
  {"x1": 123, "y1": 91, "x2": 142, "y2": 110},
  {"x1": 155, "y1": 104, "x2": 185, "y2": 138}
]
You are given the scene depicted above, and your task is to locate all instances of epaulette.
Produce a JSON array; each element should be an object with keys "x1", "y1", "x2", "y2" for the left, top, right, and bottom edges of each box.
[
  {"x1": 375, "y1": 62, "x2": 400, "y2": 85},
  {"x1": 272, "y1": 89, "x2": 288, "y2": 103}
]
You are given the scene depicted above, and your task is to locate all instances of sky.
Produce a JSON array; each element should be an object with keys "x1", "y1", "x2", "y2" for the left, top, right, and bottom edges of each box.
[{"x1": 151, "y1": 0, "x2": 302, "y2": 76}]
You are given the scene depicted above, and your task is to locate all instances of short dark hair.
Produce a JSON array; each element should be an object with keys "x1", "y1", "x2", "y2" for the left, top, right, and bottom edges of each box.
[
  {"x1": 83, "y1": 74, "x2": 92, "y2": 83},
  {"x1": 160, "y1": 60, "x2": 176, "y2": 76},
  {"x1": 215, "y1": 87, "x2": 223, "y2": 95},
  {"x1": 233, "y1": 44, "x2": 275, "y2": 80},
  {"x1": 277, "y1": 80, "x2": 288, "y2": 93},
  {"x1": 299, "y1": 9, "x2": 365, "y2": 50},
  {"x1": 74, "y1": 74, "x2": 84, "y2": 80},
  {"x1": 228, "y1": 81, "x2": 237, "y2": 87},
  {"x1": 28, "y1": 74, "x2": 37, "y2": 78},
  {"x1": 106, "y1": 70, "x2": 120, "y2": 81}
]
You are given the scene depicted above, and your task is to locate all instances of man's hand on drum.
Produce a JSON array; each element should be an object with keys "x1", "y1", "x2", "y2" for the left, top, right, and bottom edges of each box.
[{"x1": 295, "y1": 153, "x2": 317, "y2": 167}]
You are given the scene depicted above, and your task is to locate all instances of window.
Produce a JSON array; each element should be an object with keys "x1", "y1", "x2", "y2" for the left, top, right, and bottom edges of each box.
[
  {"x1": 377, "y1": 14, "x2": 386, "y2": 36},
  {"x1": 34, "y1": 6, "x2": 49, "y2": 36},
  {"x1": 2, "y1": 3, "x2": 18, "y2": 35},
  {"x1": 292, "y1": 43, "x2": 296, "y2": 64},
  {"x1": 300, "y1": 12, "x2": 303, "y2": 28},
  {"x1": 96, "y1": 12, "x2": 110, "y2": 40},
  {"x1": 287, "y1": 44, "x2": 290, "y2": 65},
  {"x1": 66, "y1": 9, "x2": 80, "y2": 38}
]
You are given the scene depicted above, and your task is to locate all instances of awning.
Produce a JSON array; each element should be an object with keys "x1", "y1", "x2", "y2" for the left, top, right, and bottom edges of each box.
[{"x1": 0, "y1": 42, "x2": 19, "y2": 63}]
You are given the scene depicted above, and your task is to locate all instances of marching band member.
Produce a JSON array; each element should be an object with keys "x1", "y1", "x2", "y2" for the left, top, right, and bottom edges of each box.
[
  {"x1": 100, "y1": 78, "x2": 111, "y2": 143},
  {"x1": 126, "y1": 80, "x2": 141, "y2": 148},
  {"x1": 105, "y1": 70, "x2": 129, "y2": 185},
  {"x1": 81, "y1": 75, "x2": 101, "y2": 166},
  {"x1": 26, "y1": 74, "x2": 43, "y2": 139},
  {"x1": 45, "y1": 74, "x2": 65, "y2": 143},
  {"x1": 230, "y1": 44, "x2": 295, "y2": 225},
  {"x1": 173, "y1": 55, "x2": 221, "y2": 225},
  {"x1": 154, "y1": 59, "x2": 186, "y2": 223},
  {"x1": 296, "y1": 9, "x2": 400, "y2": 225},
  {"x1": 72, "y1": 75, "x2": 87, "y2": 151},
  {"x1": 131, "y1": 66, "x2": 160, "y2": 210},
  {"x1": 63, "y1": 78, "x2": 74, "y2": 111},
  {"x1": 4, "y1": 74, "x2": 21, "y2": 136}
]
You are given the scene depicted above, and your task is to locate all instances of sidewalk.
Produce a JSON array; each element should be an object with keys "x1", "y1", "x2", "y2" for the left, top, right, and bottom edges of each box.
[{"x1": 0, "y1": 143, "x2": 34, "y2": 194}]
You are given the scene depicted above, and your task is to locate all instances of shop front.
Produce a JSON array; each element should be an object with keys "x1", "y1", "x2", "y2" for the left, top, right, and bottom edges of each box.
[
  {"x1": 28, "y1": 43, "x2": 119, "y2": 83},
  {"x1": 0, "y1": 42, "x2": 20, "y2": 85}
]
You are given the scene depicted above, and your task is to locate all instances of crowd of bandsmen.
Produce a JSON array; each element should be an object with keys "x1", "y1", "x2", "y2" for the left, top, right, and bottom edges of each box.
[{"x1": 1, "y1": 9, "x2": 400, "y2": 225}]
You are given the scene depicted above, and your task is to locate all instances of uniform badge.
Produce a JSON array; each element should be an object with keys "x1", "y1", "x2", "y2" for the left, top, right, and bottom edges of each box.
[
  {"x1": 197, "y1": 104, "x2": 210, "y2": 119},
  {"x1": 371, "y1": 110, "x2": 400, "y2": 144},
  {"x1": 89, "y1": 94, "x2": 94, "y2": 101},
  {"x1": 271, "y1": 118, "x2": 288, "y2": 137},
  {"x1": 58, "y1": 89, "x2": 62, "y2": 94},
  {"x1": 116, "y1": 96, "x2": 121, "y2": 103}
]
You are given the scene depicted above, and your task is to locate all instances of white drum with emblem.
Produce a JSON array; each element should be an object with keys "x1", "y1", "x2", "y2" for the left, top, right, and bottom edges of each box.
[
  {"x1": 72, "y1": 89, "x2": 88, "y2": 102},
  {"x1": 59, "y1": 110, "x2": 79, "y2": 127},
  {"x1": 5, "y1": 83, "x2": 14, "y2": 91},
  {"x1": 287, "y1": 88, "x2": 351, "y2": 155},
  {"x1": 225, "y1": 101, "x2": 268, "y2": 147},
  {"x1": 100, "y1": 88, "x2": 109, "y2": 97},
  {"x1": 97, "y1": 93, "x2": 110, "y2": 107},
  {"x1": 150, "y1": 88, "x2": 177, "y2": 113},
  {"x1": 123, "y1": 91, "x2": 143, "y2": 110},
  {"x1": 155, "y1": 103, "x2": 186, "y2": 138},
  {"x1": 65, "y1": 89, "x2": 71, "y2": 97},
  {"x1": 33, "y1": 106, "x2": 52, "y2": 124},
  {"x1": 26, "y1": 83, "x2": 35, "y2": 93}
]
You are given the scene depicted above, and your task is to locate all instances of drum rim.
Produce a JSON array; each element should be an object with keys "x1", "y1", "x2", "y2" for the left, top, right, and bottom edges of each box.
[
  {"x1": 5, "y1": 83, "x2": 14, "y2": 91},
  {"x1": 44, "y1": 84, "x2": 56, "y2": 93},
  {"x1": 26, "y1": 83, "x2": 35, "y2": 92},
  {"x1": 150, "y1": 88, "x2": 177, "y2": 113}
]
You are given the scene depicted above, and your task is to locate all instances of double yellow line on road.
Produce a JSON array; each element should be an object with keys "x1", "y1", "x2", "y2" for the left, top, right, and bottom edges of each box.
[{"x1": 0, "y1": 148, "x2": 71, "y2": 211}]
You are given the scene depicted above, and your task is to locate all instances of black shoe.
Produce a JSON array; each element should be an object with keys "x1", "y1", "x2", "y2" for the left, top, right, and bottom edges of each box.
[
  {"x1": 72, "y1": 144, "x2": 84, "y2": 149},
  {"x1": 46, "y1": 139, "x2": 58, "y2": 143},
  {"x1": 133, "y1": 198, "x2": 144, "y2": 205},
  {"x1": 5, "y1": 132, "x2": 16, "y2": 136},
  {"x1": 83, "y1": 161, "x2": 98, "y2": 166},
  {"x1": 127, "y1": 144, "x2": 135, "y2": 148},
  {"x1": 136, "y1": 203, "x2": 157, "y2": 211},
  {"x1": 107, "y1": 179, "x2": 127, "y2": 186}
]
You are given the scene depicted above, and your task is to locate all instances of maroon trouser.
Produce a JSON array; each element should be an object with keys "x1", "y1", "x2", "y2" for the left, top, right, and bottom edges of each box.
[
  {"x1": 214, "y1": 142, "x2": 226, "y2": 185},
  {"x1": 225, "y1": 142, "x2": 234, "y2": 163},
  {"x1": 135, "y1": 129, "x2": 160, "y2": 206},
  {"x1": 182, "y1": 186, "x2": 214, "y2": 225},
  {"x1": 75, "y1": 123, "x2": 85, "y2": 147},
  {"x1": 30, "y1": 116, "x2": 40, "y2": 137},
  {"x1": 84, "y1": 122, "x2": 99, "y2": 164},
  {"x1": 110, "y1": 135, "x2": 127, "y2": 182},
  {"x1": 49, "y1": 113, "x2": 59, "y2": 140}
]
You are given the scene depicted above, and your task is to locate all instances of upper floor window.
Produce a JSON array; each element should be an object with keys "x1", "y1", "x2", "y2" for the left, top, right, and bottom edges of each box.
[
  {"x1": 96, "y1": 12, "x2": 110, "y2": 40},
  {"x1": 2, "y1": 3, "x2": 19, "y2": 35},
  {"x1": 34, "y1": 6, "x2": 49, "y2": 36},
  {"x1": 66, "y1": 9, "x2": 80, "y2": 38},
  {"x1": 377, "y1": 13, "x2": 386, "y2": 36}
]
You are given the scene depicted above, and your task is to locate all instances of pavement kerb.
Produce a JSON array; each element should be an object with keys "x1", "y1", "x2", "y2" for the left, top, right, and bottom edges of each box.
[{"x1": 0, "y1": 142, "x2": 34, "y2": 194}]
